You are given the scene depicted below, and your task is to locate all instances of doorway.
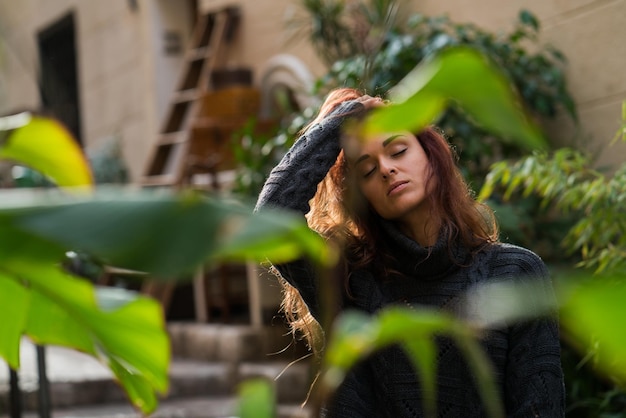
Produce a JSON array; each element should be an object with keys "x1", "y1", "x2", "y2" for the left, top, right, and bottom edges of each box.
[{"x1": 37, "y1": 12, "x2": 82, "y2": 145}]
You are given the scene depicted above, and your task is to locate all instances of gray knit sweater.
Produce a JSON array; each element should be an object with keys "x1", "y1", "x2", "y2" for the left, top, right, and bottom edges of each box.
[{"x1": 256, "y1": 101, "x2": 565, "y2": 417}]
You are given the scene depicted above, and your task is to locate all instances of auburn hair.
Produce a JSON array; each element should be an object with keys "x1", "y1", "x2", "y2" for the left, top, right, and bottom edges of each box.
[{"x1": 278, "y1": 87, "x2": 498, "y2": 355}]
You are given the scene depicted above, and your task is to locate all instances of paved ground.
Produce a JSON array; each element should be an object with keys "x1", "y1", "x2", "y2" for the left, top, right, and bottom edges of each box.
[
  {"x1": 0, "y1": 338, "x2": 312, "y2": 418},
  {"x1": 0, "y1": 339, "x2": 112, "y2": 390}
]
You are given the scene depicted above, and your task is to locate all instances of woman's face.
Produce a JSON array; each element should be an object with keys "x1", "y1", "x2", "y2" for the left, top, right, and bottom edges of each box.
[{"x1": 349, "y1": 132, "x2": 432, "y2": 222}]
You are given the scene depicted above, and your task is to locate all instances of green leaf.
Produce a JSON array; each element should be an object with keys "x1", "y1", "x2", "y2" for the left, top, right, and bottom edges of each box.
[
  {"x1": 365, "y1": 47, "x2": 546, "y2": 151},
  {"x1": 0, "y1": 189, "x2": 330, "y2": 279},
  {"x1": 25, "y1": 284, "x2": 97, "y2": 354},
  {"x1": 452, "y1": 327, "x2": 504, "y2": 418},
  {"x1": 519, "y1": 10, "x2": 540, "y2": 31},
  {"x1": 0, "y1": 187, "x2": 331, "y2": 413},
  {"x1": 0, "y1": 257, "x2": 168, "y2": 414},
  {"x1": 0, "y1": 113, "x2": 93, "y2": 189},
  {"x1": 324, "y1": 310, "x2": 379, "y2": 373},
  {"x1": 560, "y1": 275, "x2": 626, "y2": 386},
  {"x1": 237, "y1": 378, "x2": 276, "y2": 418},
  {"x1": 0, "y1": 271, "x2": 30, "y2": 368},
  {"x1": 88, "y1": 289, "x2": 169, "y2": 393},
  {"x1": 109, "y1": 356, "x2": 159, "y2": 413},
  {"x1": 215, "y1": 206, "x2": 335, "y2": 267},
  {"x1": 402, "y1": 339, "x2": 437, "y2": 418}
]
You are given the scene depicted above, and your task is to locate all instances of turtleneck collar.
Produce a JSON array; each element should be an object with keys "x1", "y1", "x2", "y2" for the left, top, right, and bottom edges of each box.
[{"x1": 379, "y1": 219, "x2": 469, "y2": 281}]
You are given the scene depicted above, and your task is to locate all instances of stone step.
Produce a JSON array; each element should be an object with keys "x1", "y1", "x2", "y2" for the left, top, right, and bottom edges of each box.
[
  {"x1": 0, "y1": 396, "x2": 312, "y2": 418},
  {"x1": 0, "y1": 338, "x2": 313, "y2": 413},
  {"x1": 238, "y1": 361, "x2": 312, "y2": 404},
  {"x1": 167, "y1": 322, "x2": 309, "y2": 364},
  {"x1": 0, "y1": 356, "x2": 233, "y2": 411}
]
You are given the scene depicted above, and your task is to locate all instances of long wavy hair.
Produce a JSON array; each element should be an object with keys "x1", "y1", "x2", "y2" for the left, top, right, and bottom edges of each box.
[{"x1": 279, "y1": 87, "x2": 499, "y2": 355}]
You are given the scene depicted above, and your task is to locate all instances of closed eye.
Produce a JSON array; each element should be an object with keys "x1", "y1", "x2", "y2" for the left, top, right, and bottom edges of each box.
[
  {"x1": 392, "y1": 148, "x2": 407, "y2": 157},
  {"x1": 364, "y1": 167, "x2": 376, "y2": 178}
]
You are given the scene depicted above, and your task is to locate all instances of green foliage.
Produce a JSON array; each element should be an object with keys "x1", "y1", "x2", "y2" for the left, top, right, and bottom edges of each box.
[
  {"x1": 2, "y1": 190, "x2": 334, "y2": 276},
  {"x1": 232, "y1": 118, "x2": 298, "y2": 198},
  {"x1": 0, "y1": 187, "x2": 331, "y2": 413},
  {"x1": 0, "y1": 114, "x2": 331, "y2": 414},
  {"x1": 480, "y1": 105, "x2": 626, "y2": 416},
  {"x1": 560, "y1": 275, "x2": 626, "y2": 388},
  {"x1": 480, "y1": 147, "x2": 626, "y2": 274},
  {"x1": 562, "y1": 345, "x2": 626, "y2": 417},
  {"x1": 486, "y1": 195, "x2": 576, "y2": 262},
  {"x1": 87, "y1": 135, "x2": 130, "y2": 185},
  {"x1": 324, "y1": 7, "x2": 575, "y2": 119},
  {"x1": 365, "y1": 47, "x2": 546, "y2": 150},
  {"x1": 0, "y1": 113, "x2": 166, "y2": 413},
  {"x1": 287, "y1": 0, "x2": 403, "y2": 68},
  {"x1": 310, "y1": 5, "x2": 575, "y2": 186},
  {"x1": 0, "y1": 112, "x2": 93, "y2": 188},
  {"x1": 237, "y1": 378, "x2": 276, "y2": 418}
]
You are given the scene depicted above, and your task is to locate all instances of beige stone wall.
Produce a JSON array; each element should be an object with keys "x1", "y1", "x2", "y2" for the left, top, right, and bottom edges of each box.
[
  {"x1": 0, "y1": 0, "x2": 194, "y2": 182},
  {"x1": 409, "y1": 0, "x2": 626, "y2": 169},
  {"x1": 199, "y1": 0, "x2": 325, "y2": 83}
]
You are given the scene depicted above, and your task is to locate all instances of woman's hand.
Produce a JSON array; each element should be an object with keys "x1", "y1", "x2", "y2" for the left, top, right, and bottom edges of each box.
[{"x1": 356, "y1": 95, "x2": 387, "y2": 110}]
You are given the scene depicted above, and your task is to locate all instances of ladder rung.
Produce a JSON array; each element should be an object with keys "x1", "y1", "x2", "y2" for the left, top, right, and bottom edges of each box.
[
  {"x1": 173, "y1": 89, "x2": 201, "y2": 104},
  {"x1": 157, "y1": 132, "x2": 187, "y2": 145},
  {"x1": 188, "y1": 46, "x2": 211, "y2": 60}
]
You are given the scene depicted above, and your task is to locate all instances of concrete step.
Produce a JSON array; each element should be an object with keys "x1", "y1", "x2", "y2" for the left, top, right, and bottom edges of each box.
[
  {"x1": 167, "y1": 322, "x2": 309, "y2": 364},
  {"x1": 0, "y1": 350, "x2": 233, "y2": 411},
  {"x1": 0, "y1": 323, "x2": 314, "y2": 414},
  {"x1": 1, "y1": 357, "x2": 312, "y2": 413},
  {"x1": 0, "y1": 396, "x2": 312, "y2": 418},
  {"x1": 238, "y1": 361, "x2": 312, "y2": 404}
]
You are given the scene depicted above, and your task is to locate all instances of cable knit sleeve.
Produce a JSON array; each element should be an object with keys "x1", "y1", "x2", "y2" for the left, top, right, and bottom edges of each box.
[
  {"x1": 255, "y1": 100, "x2": 364, "y2": 214},
  {"x1": 254, "y1": 100, "x2": 365, "y2": 320},
  {"x1": 495, "y1": 246, "x2": 565, "y2": 417}
]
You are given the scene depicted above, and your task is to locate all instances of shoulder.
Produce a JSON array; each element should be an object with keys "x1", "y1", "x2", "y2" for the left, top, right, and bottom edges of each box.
[{"x1": 478, "y1": 242, "x2": 549, "y2": 280}]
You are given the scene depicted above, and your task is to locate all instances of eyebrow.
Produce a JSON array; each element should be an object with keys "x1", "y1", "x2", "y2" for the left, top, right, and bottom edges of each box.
[
  {"x1": 355, "y1": 134, "x2": 405, "y2": 165},
  {"x1": 383, "y1": 134, "x2": 403, "y2": 146}
]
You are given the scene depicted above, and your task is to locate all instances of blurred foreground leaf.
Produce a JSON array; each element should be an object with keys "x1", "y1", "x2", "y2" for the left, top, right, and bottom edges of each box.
[
  {"x1": 238, "y1": 378, "x2": 276, "y2": 418},
  {"x1": 0, "y1": 188, "x2": 330, "y2": 414},
  {"x1": 463, "y1": 273, "x2": 626, "y2": 388},
  {"x1": 0, "y1": 108, "x2": 329, "y2": 414},
  {"x1": 0, "y1": 114, "x2": 168, "y2": 412},
  {"x1": 0, "y1": 189, "x2": 332, "y2": 279},
  {"x1": 365, "y1": 46, "x2": 546, "y2": 151},
  {"x1": 0, "y1": 112, "x2": 93, "y2": 189},
  {"x1": 559, "y1": 275, "x2": 626, "y2": 386},
  {"x1": 0, "y1": 259, "x2": 168, "y2": 414}
]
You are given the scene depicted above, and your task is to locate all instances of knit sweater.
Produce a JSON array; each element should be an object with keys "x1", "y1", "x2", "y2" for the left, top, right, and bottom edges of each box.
[{"x1": 256, "y1": 101, "x2": 565, "y2": 417}]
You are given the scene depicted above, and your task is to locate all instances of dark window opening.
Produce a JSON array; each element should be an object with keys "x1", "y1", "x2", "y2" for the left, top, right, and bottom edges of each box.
[{"x1": 37, "y1": 12, "x2": 82, "y2": 145}]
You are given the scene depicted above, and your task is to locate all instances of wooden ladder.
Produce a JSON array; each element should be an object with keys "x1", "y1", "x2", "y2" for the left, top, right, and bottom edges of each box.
[
  {"x1": 138, "y1": 6, "x2": 243, "y2": 323},
  {"x1": 141, "y1": 6, "x2": 241, "y2": 188}
]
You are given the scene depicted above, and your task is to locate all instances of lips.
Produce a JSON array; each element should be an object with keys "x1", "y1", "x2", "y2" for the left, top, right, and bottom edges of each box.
[{"x1": 387, "y1": 180, "x2": 409, "y2": 196}]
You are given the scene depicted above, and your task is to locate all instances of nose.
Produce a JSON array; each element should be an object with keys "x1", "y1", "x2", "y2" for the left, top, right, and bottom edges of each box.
[{"x1": 381, "y1": 165, "x2": 397, "y2": 179}]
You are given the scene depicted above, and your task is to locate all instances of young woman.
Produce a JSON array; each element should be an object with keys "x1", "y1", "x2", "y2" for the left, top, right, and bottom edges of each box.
[{"x1": 255, "y1": 88, "x2": 564, "y2": 417}]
